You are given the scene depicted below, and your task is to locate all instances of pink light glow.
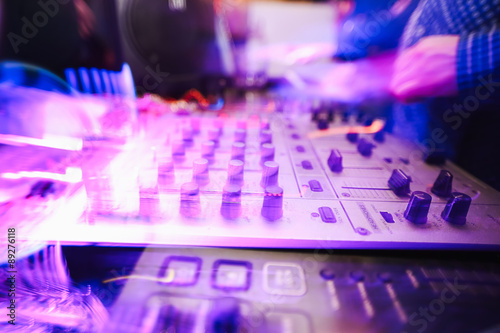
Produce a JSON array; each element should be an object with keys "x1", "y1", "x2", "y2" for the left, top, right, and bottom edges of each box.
[
  {"x1": 307, "y1": 119, "x2": 385, "y2": 139},
  {"x1": 1, "y1": 167, "x2": 82, "y2": 183},
  {"x1": 0, "y1": 134, "x2": 83, "y2": 151}
]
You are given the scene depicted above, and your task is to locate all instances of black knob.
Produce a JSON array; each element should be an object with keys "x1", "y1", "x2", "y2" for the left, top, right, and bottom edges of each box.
[
  {"x1": 357, "y1": 138, "x2": 375, "y2": 157},
  {"x1": 404, "y1": 191, "x2": 432, "y2": 224},
  {"x1": 388, "y1": 169, "x2": 412, "y2": 197},
  {"x1": 441, "y1": 192, "x2": 471, "y2": 225},
  {"x1": 431, "y1": 170, "x2": 453, "y2": 198}
]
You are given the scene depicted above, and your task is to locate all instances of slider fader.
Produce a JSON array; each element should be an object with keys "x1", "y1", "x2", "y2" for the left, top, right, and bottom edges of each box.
[{"x1": 22, "y1": 99, "x2": 500, "y2": 249}]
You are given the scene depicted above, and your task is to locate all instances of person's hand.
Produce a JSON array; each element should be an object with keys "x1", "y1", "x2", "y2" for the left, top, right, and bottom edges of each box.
[{"x1": 390, "y1": 35, "x2": 459, "y2": 103}]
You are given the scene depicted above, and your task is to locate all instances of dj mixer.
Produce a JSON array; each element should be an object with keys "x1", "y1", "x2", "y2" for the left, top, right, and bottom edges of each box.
[{"x1": 13, "y1": 96, "x2": 500, "y2": 250}]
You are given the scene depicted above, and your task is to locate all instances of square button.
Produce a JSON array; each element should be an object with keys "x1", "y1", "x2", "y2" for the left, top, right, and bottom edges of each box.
[
  {"x1": 211, "y1": 260, "x2": 252, "y2": 291},
  {"x1": 158, "y1": 256, "x2": 202, "y2": 286},
  {"x1": 263, "y1": 262, "x2": 307, "y2": 296}
]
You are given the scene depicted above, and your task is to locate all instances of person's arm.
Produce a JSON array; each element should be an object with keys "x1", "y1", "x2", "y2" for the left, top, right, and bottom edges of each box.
[{"x1": 390, "y1": 29, "x2": 500, "y2": 103}]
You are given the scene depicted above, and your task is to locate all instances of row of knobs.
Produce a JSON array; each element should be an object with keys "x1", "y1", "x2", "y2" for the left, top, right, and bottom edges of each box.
[
  {"x1": 166, "y1": 118, "x2": 283, "y2": 221},
  {"x1": 388, "y1": 169, "x2": 471, "y2": 225}
]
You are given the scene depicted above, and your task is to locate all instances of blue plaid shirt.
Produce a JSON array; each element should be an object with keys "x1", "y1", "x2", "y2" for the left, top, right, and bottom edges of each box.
[{"x1": 393, "y1": 0, "x2": 500, "y2": 189}]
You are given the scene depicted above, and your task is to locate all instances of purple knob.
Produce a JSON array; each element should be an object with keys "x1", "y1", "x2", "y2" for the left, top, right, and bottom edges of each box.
[
  {"x1": 234, "y1": 129, "x2": 247, "y2": 142},
  {"x1": 346, "y1": 131, "x2": 359, "y2": 143},
  {"x1": 180, "y1": 182, "x2": 200, "y2": 217},
  {"x1": 327, "y1": 149, "x2": 343, "y2": 172},
  {"x1": 201, "y1": 141, "x2": 215, "y2": 158},
  {"x1": 431, "y1": 170, "x2": 453, "y2": 198},
  {"x1": 208, "y1": 128, "x2": 221, "y2": 147},
  {"x1": 317, "y1": 119, "x2": 329, "y2": 130},
  {"x1": 192, "y1": 158, "x2": 210, "y2": 186},
  {"x1": 260, "y1": 161, "x2": 279, "y2": 188},
  {"x1": 374, "y1": 130, "x2": 385, "y2": 143},
  {"x1": 441, "y1": 192, "x2": 471, "y2": 225},
  {"x1": 190, "y1": 118, "x2": 201, "y2": 134},
  {"x1": 388, "y1": 169, "x2": 412, "y2": 197},
  {"x1": 260, "y1": 143, "x2": 275, "y2": 165},
  {"x1": 227, "y1": 160, "x2": 244, "y2": 186},
  {"x1": 260, "y1": 120, "x2": 270, "y2": 131},
  {"x1": 404, "y1": 191, "x2": 432, "y2": 224},
  {"x1": 172, "y1": 140, "x2": 185, "y2": 157},
  {"x1": 357, "y1": 138, "x2": 375, "y2": 157},
  {"x1": 231, "y1": 142, "x2": 245, "y2": 162},
  {"x1": 236, "y1": 120, "x2": 247, "y2": 130},
  {"x1": 182, "y1": 127, "x2": 193, "y2": 142},
  {"x1": 221, "y1": 184, "x2": 242, "y2": 219},
  {"x1": 260, "y1": 130, "x2": 273, "y2": 145},
  {"x1": 261, "y1": 185, "x2": 283, "y2": 221}
]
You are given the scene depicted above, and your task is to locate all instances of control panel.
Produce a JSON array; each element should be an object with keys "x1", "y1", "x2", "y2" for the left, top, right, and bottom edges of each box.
[
  {"x1": 9, "y1": 98, "x2": 500, "y2": 249},
  {"x1": 105, "y1": 247, "x2": 500, "y2": 333}
]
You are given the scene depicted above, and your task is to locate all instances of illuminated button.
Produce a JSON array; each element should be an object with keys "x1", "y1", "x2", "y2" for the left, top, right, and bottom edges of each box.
[
  {"x1": 192, "y1": 158, "x2": 210, "y2": 186},
  {"x1": 260, "y1": 161, "x2": 279, "y2": 188},
  {"x1": 157, "y1": 256, "x2": 202, "y2": 286},
  {"x1": 404, "y1": 191, "x2": 432, "y2": 224},
  {"x1": 388, "y1": 169, "x2": 412, "y2": 197},
  {"x1": 301, "y1": 160, "x2": 313, "y2": 170},
  {"x1": 260, "y1": 130, "x2": 273, "y2": 145},
  {"x1": 296, "y1": 145, "x2": 305, "y2": 153},
  {"x1": 260, "y1": 143, "x2": 275, "y2": 165},
  {"x1": 212, "y1": 260, "x2": 252, "y2": 291},
  {"x1": 201, "y1": 141, "x2": 215, "y2": 158},
  {"x1": 327, "y1": 149, "x2": 343, "y2": 172},
  {"x1": 431, "y1": 170, "x2": 453, "y2": 198},
  {"x1": 318, "y1": 206, "x2": 336, "y2": 223},
  {"x1": 441, "y1": 192, "x2": 471, "y2": 225},
  {"x1": 231, "y1": 142, "x2": 246, "y2": 162},
  {"x1": 221, "y1": 184, "x2": 242, "y2": 219},
  {"x1": 308, "y1": 180, "x2": 323, "y2": 192},
  {"x1": 234, "y1": 128, "x2": 247, "y2": 142},
  {"x1": 263, "y1": 262, "x2": 306, "y2": 296},
  {"x1": 261, "y1": 185, "x2": 283, "y2": 221},
  {"x1": 172, "y1": 140, "x2": 185, "y2": 157},
  {"x1": 227, "y1": 160, "x2": 244, "y2": 185}
]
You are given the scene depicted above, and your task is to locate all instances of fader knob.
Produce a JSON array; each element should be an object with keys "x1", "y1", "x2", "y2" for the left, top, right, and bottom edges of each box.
[
  {"x1": 327, "y1": 149, "x2": 343, "y2": 172},
  {"x1": 431, "y1": 170, "x2": 453, "y2": 198},
  {"x1": 404, "y1": 191, "x2": 432, "y2": 224},
  {"x1": 317, "y1": 118, "x2": 329, "y2": 130},
  {"x1": 260, "y1": 130, "x2": 273, "y2": 145},
  {"x1": 227, "y1": 160, "x2": 244, "y2": 185},
  {"x1": 346, "y1": 131, "x2": 359, "y2": 143},
  {"x1": 261, "y1": 185, "x2": 284, "y2": 221},
  {"x1": 221, "y1": 184, "x2": 242, "y2": 219},
  {"x1": 388, "y1": 169, "x2": 412, "y2": 196},
  {"x1": 192, "y1": 158, "x2": 210, "y2": 186},
  {"x1": 260, "y1": 161, "x2": 279, "y2": 188},
  {"x1": 441, "y1": 192, "x2": 471, "y2": 225},
  {"x1": 231, "y1": 142, "x2": 246, "y2": 162},
  {"x1": 357, "y1": 138, "x2": 375, "y2": 157},
  {"x1": 234, "y1": 129, "x2": 247, "y2": 142},
  {"x1": 260, "y1": 143, "x2": 275, "y2": 165}
]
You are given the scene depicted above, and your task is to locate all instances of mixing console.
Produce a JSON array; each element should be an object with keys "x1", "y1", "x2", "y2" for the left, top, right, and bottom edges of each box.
[
  {"x1": 11, "y1": 98, "x2": 500, "y2": 249},
  {"x1": 104, "y1": 247, "x2": 500, "y2": 333}
]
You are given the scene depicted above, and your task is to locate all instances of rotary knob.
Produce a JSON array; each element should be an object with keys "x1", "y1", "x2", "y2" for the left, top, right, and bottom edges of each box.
[
  {"x1": 260, "y1": 130, "x2": 273, "y2": 146},
  {"x1": 192, "y1": 158, "x2": 210, "y2": 186},
  {"x1": 234, "y1": 129, "x2": 247, "y2": 142},
  {"x1": 208, "y1": 128, "x2": 221, "y2": 147},
  {"x1": 171, "y1": 140, "x2": 185, "y2": 158},
  {"x1": 180, "y1": 182, "x2": 201, "y2": 217},
  {"x1": 441, "y1": 192, "x2": 471, "y2": 225},
  {"x1": 227, "y1": 160, "x2": 244, "y2": 186},
  {"x1": 201, "y1": 141, "x2": 215, "y2": 159},
  {"x1": 357, "y1": 138, "x2": 375, "y2": 157},
  {"x1": 260, "y1": 161, "x2": 279, "y2": 188},
  {"x1": 231, "y1": 142, "x2": 245, "y2": 162},
  {"x1": 260, "y1": 143, "x2": 275, "y2": 165},
  {"x1": 261, "y1": 185, "x2": 284, "y2": 221},
  {"x1": 182, "y1": 126, "x2": 193, "y2": 143},
  {"x1": 404, "y1": 191, "x2": 432, "y2": 224},
  {"x1": 327, "y1": 149, "x2": 343, "y2": 172},
  {"x1": 431, "y1": 170, "x2": 453, "y2": 198},
  {"x1": 221, "y1": 184, "x2": 242, "y2": 219}
]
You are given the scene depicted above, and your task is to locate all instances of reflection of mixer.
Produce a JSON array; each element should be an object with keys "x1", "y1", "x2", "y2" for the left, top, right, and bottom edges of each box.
[{"x1": 17, "y1": 97, "x2": 500, "y2": 249}]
